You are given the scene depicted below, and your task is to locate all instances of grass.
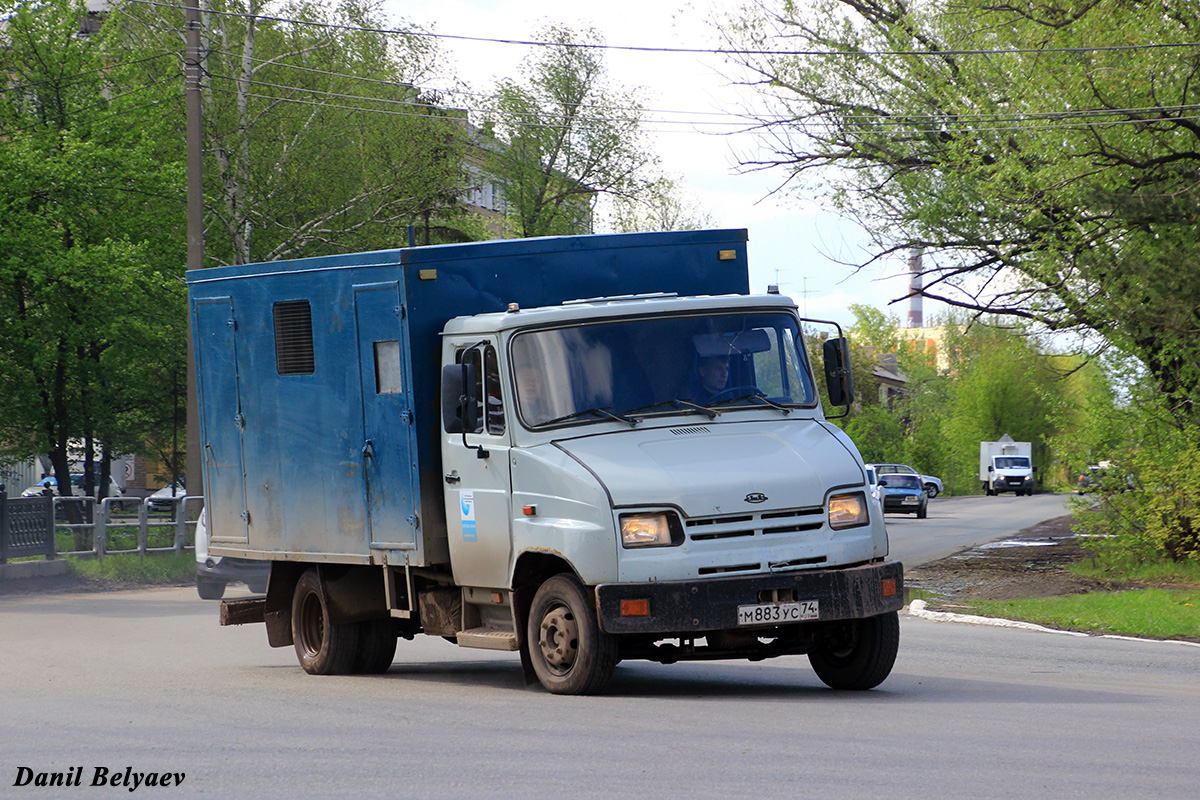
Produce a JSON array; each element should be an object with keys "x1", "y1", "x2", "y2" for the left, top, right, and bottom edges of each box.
[
  {"x1": 969, "y1": 589, "x2": 1200, "y2": 642},
  {"x1": 66, "y1": 551, "x2": 195, "y2": 585},
  {"x1": 1070, "y1": 554, "x2": 1200, "y2": 585}
]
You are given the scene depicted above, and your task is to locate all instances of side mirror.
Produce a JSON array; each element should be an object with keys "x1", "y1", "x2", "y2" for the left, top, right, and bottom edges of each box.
[
  {"x1": 879, "y1": 479, "x2": 889, "y2": 488},
  {"x1": 822, "y1": 337, "x2": 854, "y2": 408},
  {"x1": 441, "y1": 362, "x2": 479, "y2": 434}
]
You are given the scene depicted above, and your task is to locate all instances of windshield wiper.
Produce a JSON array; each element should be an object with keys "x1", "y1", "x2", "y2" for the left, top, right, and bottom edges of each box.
[
  {"x1": 624, "y1": 398, "x2": 719, "y2": 421},
  {"x1": 542, "y1": 406, "x2": 639, "y2": 427},
  {"x1": 709, "y1": 389, "x2": 768, "y2": 408},
  {"x1": 711, "y1": 393, "x2": 792, "y2": 414}
]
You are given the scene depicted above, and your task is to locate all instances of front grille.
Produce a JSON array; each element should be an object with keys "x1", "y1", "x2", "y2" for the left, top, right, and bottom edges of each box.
[{"x1": 685, "y1": 506, "x2": 824, "y2": 542}]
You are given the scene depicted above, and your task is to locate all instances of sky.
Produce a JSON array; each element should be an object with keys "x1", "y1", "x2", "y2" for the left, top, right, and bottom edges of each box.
[{"x1": 386, "y1": 0, "x2": 940, "y2": 329}]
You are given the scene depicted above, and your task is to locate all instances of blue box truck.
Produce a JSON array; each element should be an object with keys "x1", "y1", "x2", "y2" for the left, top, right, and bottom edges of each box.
[{"x1": 189, "y1": 229, "x2": 902, "y2": 694}]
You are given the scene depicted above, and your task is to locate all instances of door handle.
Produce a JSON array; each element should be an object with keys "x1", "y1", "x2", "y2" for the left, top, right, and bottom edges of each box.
[{"x1": 444, "y1": 472, "x2": 461, "y2": 484}]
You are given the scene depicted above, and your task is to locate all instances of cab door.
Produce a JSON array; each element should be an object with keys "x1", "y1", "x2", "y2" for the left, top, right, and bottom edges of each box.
[{"x1": 441, "y1": 340, "x2": 513, "y2": 589}]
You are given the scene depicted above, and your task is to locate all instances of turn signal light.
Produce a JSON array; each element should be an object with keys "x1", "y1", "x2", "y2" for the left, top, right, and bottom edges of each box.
[{"x1": 621, "y1": 599, "x2": 650, "y2": 617}]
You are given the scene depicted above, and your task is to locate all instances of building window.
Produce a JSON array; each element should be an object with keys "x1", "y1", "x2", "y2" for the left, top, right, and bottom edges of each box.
[{"x1": 273, "y1": 300, "x2": 315, "y2": 375}]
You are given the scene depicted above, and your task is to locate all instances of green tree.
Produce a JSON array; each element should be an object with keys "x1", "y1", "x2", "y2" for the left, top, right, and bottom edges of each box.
[
  {"x1": 0, "y1": 0, "x2": 187, "y2": 498},
  {"x1": 719, "y1": 0, "x2": 1200, "y2": 424},
  {"x1": 485, "y1": 24, "x2": 655, "y2": 238},
  {"x1": 114, "y1": 0, "x2": 471, "y2": 265},
  {"x1": 940, "y1": 322, "x2": 1064, "y2": 494}
]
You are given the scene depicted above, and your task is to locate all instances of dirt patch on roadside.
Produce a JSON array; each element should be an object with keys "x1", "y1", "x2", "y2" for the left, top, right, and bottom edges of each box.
[
  {"x1": 0, "y1": 572, "x2": 189, "y2": 597},
  {"x1": 903, "y1": 514, "x2": 1134, "y2": 611}
]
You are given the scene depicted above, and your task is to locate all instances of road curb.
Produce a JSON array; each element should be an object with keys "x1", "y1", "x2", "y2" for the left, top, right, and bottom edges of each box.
[
  {"x1": 905, "y1": 599, "x2": 1200, "y2": 648},
  {"x1": 0, "y1": 560, "x2": 69, "y2": 580}
]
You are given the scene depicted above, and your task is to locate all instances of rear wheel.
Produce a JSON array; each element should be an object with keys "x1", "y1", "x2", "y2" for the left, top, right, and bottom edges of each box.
[
  {"x1": 808, "y1": 611, "x2": 900, "y2": 690},
  {"x1": 291, "y1": 569, "x2": 360, "y2": 675},
  {"x1": 526, "y1": 574, "x2": 618, "y2": 695},
  {"x1": 352, "y1": 618, "x2": 399, "y2": 674}
]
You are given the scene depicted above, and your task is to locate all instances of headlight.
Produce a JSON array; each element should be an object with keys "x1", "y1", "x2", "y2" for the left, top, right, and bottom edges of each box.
[
  {"x1": 828, "y1": 492, "x2": 869, "y2": 529},
  {"x1": 620, "y1": 512, "x2": 683, "y2": 548}
]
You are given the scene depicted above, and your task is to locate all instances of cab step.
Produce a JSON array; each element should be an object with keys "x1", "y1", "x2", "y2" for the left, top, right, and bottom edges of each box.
[{"x1": 455, "y1": 627, "x2": 518, "y2": 651}]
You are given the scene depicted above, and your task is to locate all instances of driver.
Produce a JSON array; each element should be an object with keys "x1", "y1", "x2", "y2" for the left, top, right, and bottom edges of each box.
[
  {"x1": 680, "y1": 354, "x2": 730, "y2": 403},
  {"x1": 697, "y1": 355, "x2": 729, "y2": 397}
]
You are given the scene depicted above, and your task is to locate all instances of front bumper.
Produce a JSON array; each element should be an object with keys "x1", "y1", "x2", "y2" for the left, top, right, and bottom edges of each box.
[
  {"x1": 595, "y1": 560, "x2": 903, "y2": 635},
  {"x1": 883, "y1": 495, "x2": 923, "y2": 511}
]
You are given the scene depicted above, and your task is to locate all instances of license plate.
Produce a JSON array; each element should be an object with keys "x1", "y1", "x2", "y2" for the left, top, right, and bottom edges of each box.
[{"x1": 737, "y1": 600, "x2": 819, "y2": 626}]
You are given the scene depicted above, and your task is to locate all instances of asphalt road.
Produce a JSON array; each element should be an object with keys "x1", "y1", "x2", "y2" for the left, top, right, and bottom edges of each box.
[
  {"x1": 3, "y1": 494, "x2": 1196, "y2": 799},
  {"x1": 885, "y1": 491, "x2": 1073, "y2": 566}
]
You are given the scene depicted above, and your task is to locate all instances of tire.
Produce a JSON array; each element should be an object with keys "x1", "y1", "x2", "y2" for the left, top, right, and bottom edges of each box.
[
  {"x1": 352, "y1": 618, "x2": 399, "y2": 674},
  {"x1": 808, "y1": 611, "x2": 900, "y2": 690},
  {"x1": 526, "y1": 574, "x2": 618, "y2": 695},
  {"x1": 291, "y1": 569, "x2": 361, "y2": 675},
  {"x1": 924, "y1": 484, "x2": 939, "y2": 499},
  {"x1": 916, "y1": 503, "x2": 927, "y2": 519},
  {"x1": 196, "y1": 576, "x2": 225, "y2": 600}
]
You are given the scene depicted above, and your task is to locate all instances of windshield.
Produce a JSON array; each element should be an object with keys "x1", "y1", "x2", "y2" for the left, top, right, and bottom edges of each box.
[
  {"x1": 510, "y1": 311, "x2": 816, "y2": 428},
  {"x1": 886, "y1": 475, "x2": 922, "y2": 490},
  {"x1": 995, "y1": 457, "x2": 1030, "y2": 469}
]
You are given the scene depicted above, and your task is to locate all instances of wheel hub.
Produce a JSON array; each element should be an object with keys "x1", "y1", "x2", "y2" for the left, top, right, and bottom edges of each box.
[{"x1": 538, "y1": 604, "x2": 579, "y2": 672}]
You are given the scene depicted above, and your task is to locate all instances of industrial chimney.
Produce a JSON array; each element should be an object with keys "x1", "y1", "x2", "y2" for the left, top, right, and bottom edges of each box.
[{"x1": 906, "y1": 248, "x2": 923, "y2": 329}]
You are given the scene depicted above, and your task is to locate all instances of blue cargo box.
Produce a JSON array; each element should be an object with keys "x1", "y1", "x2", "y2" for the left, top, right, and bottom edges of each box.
[{"x1": 187, "y1": 230, "x2": 750, "y2": 567}]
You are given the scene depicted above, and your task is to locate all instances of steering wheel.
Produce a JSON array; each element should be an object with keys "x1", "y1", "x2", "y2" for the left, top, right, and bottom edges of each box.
[{"x1": 706, "y1": 385, "x2": 765, "y2": 404}]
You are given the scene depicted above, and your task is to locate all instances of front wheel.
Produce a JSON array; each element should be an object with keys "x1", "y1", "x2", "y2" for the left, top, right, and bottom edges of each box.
[
  {"x1": 526, "y1": 574, "x2": 618, "y2": 695},
  {"x1": 291, "y1": 569, "x2": 360, "y2": 675},
  {"x1": 924, "y1": 484, "x2": 939, "y2": 499},
  {"x1": 808, "y1": 611, "x2": 900, "y2": 690}
]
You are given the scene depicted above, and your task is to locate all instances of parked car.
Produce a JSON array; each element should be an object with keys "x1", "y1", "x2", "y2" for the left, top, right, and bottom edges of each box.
[
  {"x1": 880, "y1": 473, "x2": 928, "y2": 518},
  {"x1": 1076, "y1": 461, "x2": 1132, "y2": 494},
  {"x1": 21, "y1": 474, "x2": 123, "y2": 498},
  {"x1": 21, "y1": 476, "x2": 58, "y2": 497},
  {"x1": 867, "y1": 463, "x2": 944, "y2": 498},
  {"x1": 195, "y1": 508, "x2": 269, "y2": 600},
  {"x1": 148, "y1": 481, "x2": 187, "y2": 510},
  {"x1": 1077, "y1": 466, "x2": 1099, "y2": 494},
  {"x1": 919, "y1": 474, "x2": 944, "y2": 498}
]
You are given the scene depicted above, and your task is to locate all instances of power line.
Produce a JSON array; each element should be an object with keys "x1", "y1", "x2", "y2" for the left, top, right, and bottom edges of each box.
[
  {"x1": 201, "y1": 64, "x2": 1200, "y2": 137},
  {"x1": 126, "y1": 1, "x2": 1200, "y2": 59}
]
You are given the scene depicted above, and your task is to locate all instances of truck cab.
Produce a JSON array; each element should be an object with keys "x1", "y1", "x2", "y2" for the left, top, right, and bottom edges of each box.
[{"x1": 438, "y1": 293, "x2": 898, "y2": 692}]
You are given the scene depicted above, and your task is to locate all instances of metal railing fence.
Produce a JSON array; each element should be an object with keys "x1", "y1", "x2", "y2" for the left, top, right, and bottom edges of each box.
[
  {"x1": 0, "y1": 491, "x2": 204, "y2": 563},
  {"x1": 0, "y1": 488, "x2": 55, "y2": 563}
]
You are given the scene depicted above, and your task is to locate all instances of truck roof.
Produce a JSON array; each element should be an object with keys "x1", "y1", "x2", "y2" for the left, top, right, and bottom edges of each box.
[
  {"x1": 442, "y1": 292, "x2": 798, "y2": 335},
  {"x1": 185, "y1": 229, "x2": 750, "y2": 285}
]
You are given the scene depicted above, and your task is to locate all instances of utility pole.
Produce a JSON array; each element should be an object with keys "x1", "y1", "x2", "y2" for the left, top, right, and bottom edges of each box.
[{"x1": 185, "y1": 3, "x2": 204, "y2": 501}]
